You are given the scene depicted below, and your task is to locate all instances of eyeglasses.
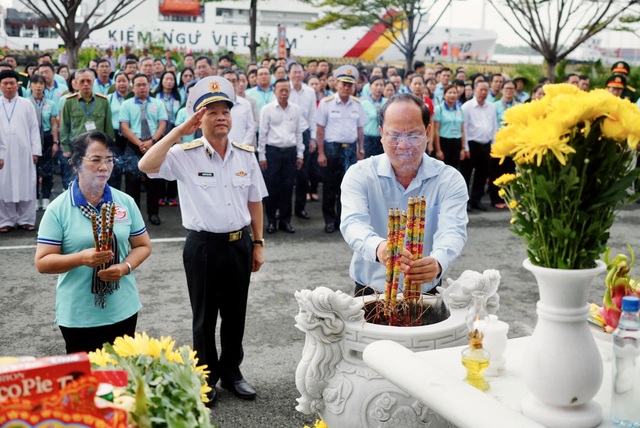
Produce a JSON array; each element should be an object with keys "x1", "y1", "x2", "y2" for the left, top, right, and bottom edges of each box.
[
  {"x1": 82, "y1": 156, "x2": 117, "y2": 166},
  {"x1": 382, "y1": 132, "x2": 426, "y2": 147}
]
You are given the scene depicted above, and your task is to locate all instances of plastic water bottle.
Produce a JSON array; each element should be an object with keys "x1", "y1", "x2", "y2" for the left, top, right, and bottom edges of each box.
[{"x1": 611, "y1": 295, "x2": 640, "y2": 427}]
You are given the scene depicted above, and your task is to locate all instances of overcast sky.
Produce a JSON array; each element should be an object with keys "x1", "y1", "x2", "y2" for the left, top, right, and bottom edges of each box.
[{"x1": 448, "y1": 0, "x2": 640, "y2": 49}]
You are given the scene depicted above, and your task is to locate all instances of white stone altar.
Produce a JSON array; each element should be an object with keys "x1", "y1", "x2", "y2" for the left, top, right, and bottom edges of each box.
[{"x1": 294, "y1": 270, "x2": 501, "y2": 427}]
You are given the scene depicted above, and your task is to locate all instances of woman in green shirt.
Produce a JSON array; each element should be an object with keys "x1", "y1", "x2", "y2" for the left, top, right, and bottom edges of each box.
[
  {"x1": 360, "y1": 76, "x2": 387, "y2": 158},
  {"x1": 433, "y1": 84, "x2": 465, "y2": 169}
]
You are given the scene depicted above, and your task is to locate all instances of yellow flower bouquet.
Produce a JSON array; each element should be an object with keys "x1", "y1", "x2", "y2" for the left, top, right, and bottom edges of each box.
[
  {"x1": 492, "y1": 84, "x2": 640, "y2": 269},
  {"x1": 89, "y1": 332, "x2": 213, "y2": 428}
]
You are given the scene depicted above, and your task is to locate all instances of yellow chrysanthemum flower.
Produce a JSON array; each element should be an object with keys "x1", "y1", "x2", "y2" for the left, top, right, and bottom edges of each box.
[
  {"x1": 542, "y1": 83, "x2": 580, "y2": 98},
  {"x1": 509, "y1": 200, "x2": 519, "y2": 210},
  {"x1": 498, "y1": 189, "x2": 506, "y2": 198},
  {"x1": 511, "y1": 119, "x2": 574, "y2": 166},
  {"x1": 493, "y1": 173, "x2": 517, "y2": 187},
  {"x1": 88, "y1": 348, "x2": 116, "y2": 367}
]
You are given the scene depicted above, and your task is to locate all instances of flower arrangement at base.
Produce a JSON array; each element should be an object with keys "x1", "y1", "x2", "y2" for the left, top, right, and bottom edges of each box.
[
  {"x1": 89, "y1": 332, "x2": 213, "y2": 428},
  {"x1": 303, "y1": 419, "x2": 328, "y2": 428},
  {"x1": 589, "y1": 245, "x2": 640, "y2": 332},
  {"x1": 492, "y1": 84, "x2": 640, "y2": 269}
]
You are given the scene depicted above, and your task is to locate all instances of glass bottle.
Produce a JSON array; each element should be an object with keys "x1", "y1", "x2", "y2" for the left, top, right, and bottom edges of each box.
[
  {"x1": 611, "y1": 295, "x2": 640, "y2": 427},
  {"x1": 462, "y1": 290, "x2": 490, "y2": 391}
]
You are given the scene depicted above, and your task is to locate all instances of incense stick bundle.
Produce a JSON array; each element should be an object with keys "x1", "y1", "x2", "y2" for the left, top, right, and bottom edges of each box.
[
  {"x1": 100, "y1": 205, "x2": 108, "y2": 251},
  {"x1": 91, "y1": 212, "x2": 100, "y2": 250},
  {"x1": 106, "y1": 203, "x2": 116, "y2": 251},
  {"x1": 384, "y1": 209, "x2": 396, "y2": 307}
]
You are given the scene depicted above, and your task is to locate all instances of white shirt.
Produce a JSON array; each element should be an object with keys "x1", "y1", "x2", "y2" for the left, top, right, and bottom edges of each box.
[
  {"x1": 257, "y1": 101, "x2": 304, "y2": 162},
  {"x1": 149, "y1": 139, "x2": 267, "y2": 233},
  {"x1": 461, "y1": 97, "x2": 498, "y2": 151},
  {"x1": 0, "y1": 96, "x2": 41, "y2": 202},
  {"x1": 316, "y1": 95, "x2": 368, "y2": 143},
  {"x1": 289, "y1": 82, "x2": 317, "y2": 139},
  {"x1": 228, "y1": 96, "x2": 256, "y2": 147}
]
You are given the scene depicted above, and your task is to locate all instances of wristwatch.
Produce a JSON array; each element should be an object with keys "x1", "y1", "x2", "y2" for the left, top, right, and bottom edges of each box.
[{"x1": 253, "y1": 239, "x2": 265, "y2": 246}]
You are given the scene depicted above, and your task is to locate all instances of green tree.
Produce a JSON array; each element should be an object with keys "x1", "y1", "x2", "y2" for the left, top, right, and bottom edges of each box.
[
  {"x1": 18, "y1": 0, "x2": 145, "y2": 68},
  {"x1": 487, "y1": 0, "x2": 639, "y2": 81},
  {"x1": 303, "y1": 0, "x2": 451, "y2": 70}
]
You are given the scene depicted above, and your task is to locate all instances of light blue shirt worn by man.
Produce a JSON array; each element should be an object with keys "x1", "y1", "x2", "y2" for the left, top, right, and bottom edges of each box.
[
  {"x1": 340, "y1": 153, "x2": 468, "y2": 292},
  {"x1": 118, "y1": 97, "x2": 168, "y2": 138}
]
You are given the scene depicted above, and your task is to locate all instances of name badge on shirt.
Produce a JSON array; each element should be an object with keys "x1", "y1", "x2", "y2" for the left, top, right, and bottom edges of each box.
[
  {"x1": 329, "y1": 110, "x2": 341, "y2": 118},
  {"x1": 350, "y1": 109, "x2": 360, "y2": 118},
  {"x1": 198, "y1": 172, "x2": 214, "y2": 177},
  {"x1": 85, "y1": 120, "x2": 97, "y2": 131}
]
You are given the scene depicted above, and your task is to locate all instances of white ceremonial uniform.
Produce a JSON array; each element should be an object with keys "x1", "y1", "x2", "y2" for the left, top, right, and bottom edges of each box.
[
  {"x1": 316, "y1": 95, "x2": 368, "y2": 143},
  {"x1": 228, "y1": 96, "x2": 256, "y2": 147},
  {"x1": 288, "y1": 82, "x2": 317, "y2": 139},
  {"x1": 257, "y1": 101, "x2": 304, "y2": 162},
  {"x1": 147, "y1": 138, "x2": 267, "y2": 233},
  {"x1": 0, "y1": 95, "x2": 42, "y2": 228}
]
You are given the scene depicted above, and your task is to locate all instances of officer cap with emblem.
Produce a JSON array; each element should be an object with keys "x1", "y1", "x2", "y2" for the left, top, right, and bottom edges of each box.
[
  {"x1": 186, "y1": 76, "x2": 235, "y2": 115},
  {"x1": 611, "y1": 61, "x2": 630, "y2": 76},
  {"x1": 333, "y1": 65, "x2": 358, "y2": 84},
  {"x1": 606, "y1": 74, "x2": 626, "y2": 89}
]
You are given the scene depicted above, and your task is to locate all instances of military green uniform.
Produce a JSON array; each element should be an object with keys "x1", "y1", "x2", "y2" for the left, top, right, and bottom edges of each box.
[
  {"x1": 17, "y1": 71, "x2": 29, "y2": 94},
  {"x1": 611, "y1": 61, "x2": 638, "y2": 103},
  {"x1": 59, "y1": 92, "x2": 115, "y2": 152}
]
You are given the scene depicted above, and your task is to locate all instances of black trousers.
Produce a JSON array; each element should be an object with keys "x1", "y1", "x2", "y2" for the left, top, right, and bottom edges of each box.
[
  {"x1": 183, "y1": 228, "x2": 253, "y2": 383},
  {"x1": 294, "y1": 128, "x2": 311, "y2": 212},
  {"x1": 263, "y1": 145, "x2": 297, "y2": 224},
  {"x1": 439, "y1": 137, "x2": 462, "y2": 170},
  {"x1": 460, "y1": 141, "x2": 492, "y2": 205},
  {"x1": 37, "y1": 132, "x2": 55, "y2": 199},
  {"x1": 322, "y1": 142, "x2": 357, "y2": 225},
  {"x1": 59, "y1": 312, "x2": 138, "y2": 354},
  {"x1": 124, "y1": 142, "x2": 161, "y2": 216}
]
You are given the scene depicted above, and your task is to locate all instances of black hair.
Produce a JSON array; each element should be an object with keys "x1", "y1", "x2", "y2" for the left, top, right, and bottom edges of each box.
[
  {"x1": 153, "y1": 71, "x2": 181, "y2": 100},
  {"x1": 378, "y1": 93, "x2": 430, "y2": 129},
  {"x1": 369, "y1": 75, "x2": 384, "y2": 85},
  {"x1": 29, "y1": 74, "x2": 46, "y2": 85},
  {"x1": 96, "y1": 58, "x2": 110, "y2": 67},
  {"x1": 195, "y1": 56, "x2": 212, "y2": 66},
  {"x1": 287, "y1": 62, "x2": 303, "y2": 73},
  {"x1": 37, "y1": 62, "x2": 55, "y2": 72},
  {"x1": 70, "y1": 131, "x2": 115, "y2": 169},
  {"x1": 274, "y1": 78, "x2": 289, "y2": 87},
  {"x1": 132, "y1": 73, "x2": 150, "y2": 85},
  {"x1": 179, "y1": 66, "x2": 195, "y2": 88}
]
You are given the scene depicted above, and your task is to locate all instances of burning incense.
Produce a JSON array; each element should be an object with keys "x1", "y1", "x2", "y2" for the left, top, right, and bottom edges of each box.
[
  {"x1": 100, "y1": 204, "x2": 108, "y2": 251},
  {"x1": 106, "y1": 203, "x2": 116, "y2": 251},
  {"x1": 91, "y1": 212, "x2": 100, "y2": 250}
]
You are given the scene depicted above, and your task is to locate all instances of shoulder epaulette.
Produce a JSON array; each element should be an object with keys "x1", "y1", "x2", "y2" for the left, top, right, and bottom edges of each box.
[
  {"x1": 232, "y1": 141, "x2": 255, "y2": 152},
  {"x1": 627, "y1": 85, "x2": 636, "y2": 93},
  {"x1": 350, "y1": 95, "x2": 362, "y2": 103},
  {"x1": 322, "y1": 95, "x2": 334, "y2": 102},
  {"x1": 95, "y1": 93, "x2": 108, "y2": 99},
  {"x1": 65, "y1": 92, "x2": 79, "y2": 99},
  {"x1": 19, "y1": 72, "x2": 28, "y2": 77},
  {"x1": 181, "y1": 140, "x2": 203, "y2": 150}
]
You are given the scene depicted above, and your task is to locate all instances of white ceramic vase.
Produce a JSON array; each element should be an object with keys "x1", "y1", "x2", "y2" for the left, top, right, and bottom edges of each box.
[{"x1": 521, "y1": 258, "x2": 606, "y2": 428}]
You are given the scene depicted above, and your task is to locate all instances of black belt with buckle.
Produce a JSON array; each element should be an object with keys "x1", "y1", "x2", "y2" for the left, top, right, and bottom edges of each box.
[
  {"x1": 187, "y1": 226, "x2": 248, "y2": 242},
  {"x1": 327, "y1": 141, "x2": 354, "y2": 148}
]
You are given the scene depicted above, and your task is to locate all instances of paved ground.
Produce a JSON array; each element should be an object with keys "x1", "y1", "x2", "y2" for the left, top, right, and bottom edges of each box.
[{"x1": 1, "y1": 183, "x2": 640, "y2": 427}]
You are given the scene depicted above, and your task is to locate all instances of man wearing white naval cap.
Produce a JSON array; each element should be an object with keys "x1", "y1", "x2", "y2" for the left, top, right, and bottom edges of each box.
[
  {"x1": 316, "y1": 64, "x2": 368, "y2": 233},
  {"x1": 138, "y1": 76, "x2": 267, "y2": 404}
]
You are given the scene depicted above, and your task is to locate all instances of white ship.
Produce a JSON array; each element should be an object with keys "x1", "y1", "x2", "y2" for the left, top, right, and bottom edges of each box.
[{"x1": 0, "y1": 0, "x2": 497, "y2": 62}]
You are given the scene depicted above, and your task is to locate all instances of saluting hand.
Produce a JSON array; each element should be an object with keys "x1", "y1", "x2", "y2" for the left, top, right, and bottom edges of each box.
[
  {"x1": 80, "y1": 248, "x2": 114, "y2": 268},
  {"x1": 180, "y1": 108, "x2": 206, "y2": 136}
]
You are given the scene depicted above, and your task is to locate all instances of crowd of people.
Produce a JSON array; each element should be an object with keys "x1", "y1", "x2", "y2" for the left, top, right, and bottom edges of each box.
[
  {"x1": 1, "y1": 49, "x2": 638, "y2": 234},
  {"x1": 2, "y1": 46, "x2": 639, "y2": 405}
]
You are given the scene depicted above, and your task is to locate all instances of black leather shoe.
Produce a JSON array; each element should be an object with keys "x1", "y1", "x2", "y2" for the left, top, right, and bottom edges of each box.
[
  {"x1": 279, "y1": 222, "x2": 295, "y2": 233},
  {"x1": 325, "y1": 223, "x2": 336, "y2": 233},
  {"x1": 205, "y1": 387, "x2": 218, "y2": 407},
  {"x1": 266, "y1": 223, "x2": 277, "y2": 234},
  {"x1": 471, "y1": 202, "x2": 487, "y2": 212},
  {"x1": 148, "y1": 214, "x2": 161, "y2": 225},
  {"x1": 295, "y1": 210, "x2": 310, "y2": 220},
  {"x1": 220, "y1": 378, "x2": 256, "y2": 400}
]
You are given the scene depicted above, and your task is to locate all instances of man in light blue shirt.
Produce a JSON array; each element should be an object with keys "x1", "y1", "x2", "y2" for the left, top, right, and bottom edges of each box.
[{"x1": 341, "y1": 93, "x2": 468, "y2": 295}]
